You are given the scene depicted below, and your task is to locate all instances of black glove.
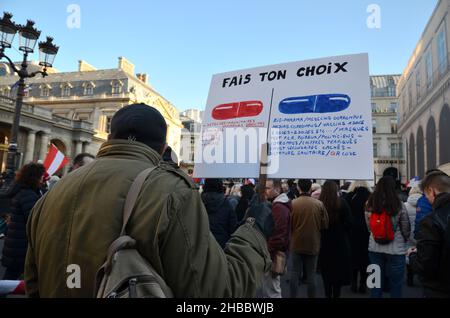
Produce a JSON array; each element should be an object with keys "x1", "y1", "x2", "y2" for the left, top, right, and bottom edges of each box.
[{"x1": 246, "y1": 195, "x2": 274, "y2": 239}]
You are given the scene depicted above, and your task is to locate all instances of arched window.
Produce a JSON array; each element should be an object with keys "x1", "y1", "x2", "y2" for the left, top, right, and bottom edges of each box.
[
  {"x1": 439, "y1": 105, "x2": 450, "y2": 165},
  {"x1": 409, "y1": 134, "x2": 416, "y2": 178},
  {"x1": 83, "y1": 82, "x2": 95, "y2": 96},
  {"x1": 62, "y1": 84, "x2": 71, "y2": 97},
  {"x1": 39, "y1": 84, "x2": 52, "y2": 97},
  {"x1": 426, "y1": 117, "x2": 436, "y2": 171},
  {"x1": 111, "y1": 81, "x2": 122, "y2": 94},
  {"x1": 416, "y1": 127, "x2": 425, "y2": 179}
]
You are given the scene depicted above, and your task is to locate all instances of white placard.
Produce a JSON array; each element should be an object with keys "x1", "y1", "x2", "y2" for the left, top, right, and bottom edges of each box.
[{"x1": 194, "y1": 53, "x2": 374, "y2": 180}]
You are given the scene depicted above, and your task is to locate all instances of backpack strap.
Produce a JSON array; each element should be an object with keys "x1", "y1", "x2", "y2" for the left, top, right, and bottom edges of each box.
[{"x1": 121, "y1": 166, "x2": 158, "y2": 236}]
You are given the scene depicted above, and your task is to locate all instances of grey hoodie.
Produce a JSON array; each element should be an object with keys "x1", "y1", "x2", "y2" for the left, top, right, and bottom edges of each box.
[{"x1": 405, "y1": 193, "x2": 421, "y2": 245}]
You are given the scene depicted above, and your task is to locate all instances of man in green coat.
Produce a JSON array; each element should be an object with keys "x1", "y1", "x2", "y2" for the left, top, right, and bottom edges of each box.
[{"x1": 25, "y1": 104, "x2": 272, "y2": 298}]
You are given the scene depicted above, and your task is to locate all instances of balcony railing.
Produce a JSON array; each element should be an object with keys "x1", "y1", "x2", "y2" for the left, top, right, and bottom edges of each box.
[
  {"x1": 371, "y1": 87, "x2": 397, "y2": 98},
  {"x1": 52, "y1": 114, "x2": 73, "y2": 126},
  {"x1": 72, "y1": 120, "x2": 93, "y2": 130},
  {"x1": 0, "y1": 94, "x2": 53, "y2": 118}
]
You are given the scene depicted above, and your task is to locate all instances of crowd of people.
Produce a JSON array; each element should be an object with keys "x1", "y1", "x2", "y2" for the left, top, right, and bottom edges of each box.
[{"x1": 0, "y1": 103, "x2": 449, "y2": 298}]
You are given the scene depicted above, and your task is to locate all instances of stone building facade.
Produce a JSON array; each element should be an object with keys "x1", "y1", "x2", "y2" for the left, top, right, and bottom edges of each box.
[
  {"x1": 398, "y1": 0, "x2": 450, "y2": 178},
  {"x1": 0, "y1": 57, "x2": 182, "y2": 170},
  {"x1": 370, "y1": 75, "x2": 406, "y2": 183}
]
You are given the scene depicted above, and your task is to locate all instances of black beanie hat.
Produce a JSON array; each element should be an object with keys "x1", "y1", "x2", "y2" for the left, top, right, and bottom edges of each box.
[
  {"x1": 109, "y1": 103, "x2": 167, "y2": 152},
  {"x1": 203, "y1": 178, "x2": 224, "y2": 193}
]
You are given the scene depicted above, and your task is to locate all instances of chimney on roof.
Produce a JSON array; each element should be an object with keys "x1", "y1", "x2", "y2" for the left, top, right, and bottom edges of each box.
[
  {"x1": 78, "y1": 60, "x2": 97, "y2": 72},
  {"x1": 118, "y1": 57, "x2": 135, "y2": 75}
]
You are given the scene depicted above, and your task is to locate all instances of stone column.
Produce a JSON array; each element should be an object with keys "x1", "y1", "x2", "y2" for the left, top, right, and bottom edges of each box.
[
  {"x1": 23, "y1": 130, "x2": 36, "y2": 164},
  {"x1": 82, "y1": 141, "x2": 89, "y2": 153},
  {"x1": 75, "y1": 140, "x2": 83, "y2": 156},
  {"x1": 39, "y1": 133, "x2": 50, "y2": 162}
]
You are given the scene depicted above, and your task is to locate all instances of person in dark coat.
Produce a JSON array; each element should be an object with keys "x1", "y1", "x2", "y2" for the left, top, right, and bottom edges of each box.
[
  {"x1": 345, "y1": 181, "x2": 372, "y2": 294},
  {"x1": 235, "y1": 184, "x2": 255, "y2": 223},
  {"x1": 201, "y1": 178, "x2": 238, "y2": 249},
  {"x1": 286, "y1": 179, "x2": 299, "y2": 200},
  {"x1": 409, "y1": 171, "x2": 450, "y2": 298},
  {"x1": 2, "y1": 163, "x2": 46, "y2": 279},
  {"x1": 318, "y1": 180, "x2": 353, "y2": 298}
]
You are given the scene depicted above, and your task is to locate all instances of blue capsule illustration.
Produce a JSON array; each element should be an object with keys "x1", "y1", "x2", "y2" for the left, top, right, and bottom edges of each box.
[{"x1": 279, "y1": 94, "x2": 351, "y2": 114}]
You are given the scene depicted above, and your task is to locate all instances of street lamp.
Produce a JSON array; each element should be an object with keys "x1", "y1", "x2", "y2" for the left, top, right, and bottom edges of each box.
[{"x1": 0, "y1": 12, "x2": 58, "y2": 191}]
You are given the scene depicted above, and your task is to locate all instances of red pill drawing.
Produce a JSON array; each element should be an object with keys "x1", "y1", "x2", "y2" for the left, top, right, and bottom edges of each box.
[{"x1": 212, "y1": 100, "x2": 263, "y2": 120}]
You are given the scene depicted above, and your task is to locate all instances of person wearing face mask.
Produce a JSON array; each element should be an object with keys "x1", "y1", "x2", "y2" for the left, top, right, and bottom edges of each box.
[
  {"x1": 260, "y1": 179, "x2": 292, "y2": 298},
  {"x1": 409, "y1": 171, "x2": 450, "y2": 298}
]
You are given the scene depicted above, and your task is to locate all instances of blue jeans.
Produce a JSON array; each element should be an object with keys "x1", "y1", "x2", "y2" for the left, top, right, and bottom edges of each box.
[{"x1": 369, "y1": 252, "x2": 406, "y2": 298}]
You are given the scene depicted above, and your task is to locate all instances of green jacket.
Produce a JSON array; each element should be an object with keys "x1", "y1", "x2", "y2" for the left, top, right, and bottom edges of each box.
[{"x1": 25, "y1": 140, "x2": 271, "y2": 298}]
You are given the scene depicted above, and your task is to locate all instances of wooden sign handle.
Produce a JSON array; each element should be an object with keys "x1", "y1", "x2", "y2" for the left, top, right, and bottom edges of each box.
[{"x1": 258, "y1": 142, "x2": 269, "y2": 201}]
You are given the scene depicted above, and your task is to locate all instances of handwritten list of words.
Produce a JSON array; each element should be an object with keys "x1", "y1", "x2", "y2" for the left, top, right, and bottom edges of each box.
[{"x1": 270, "y1": 114, "x2": 369, "y2": 157}]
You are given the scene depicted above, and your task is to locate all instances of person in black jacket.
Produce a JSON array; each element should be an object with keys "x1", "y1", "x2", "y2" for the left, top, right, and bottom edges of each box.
[
  {"x1": 235, "y1": 184, "x2": 255, "y2": 224},
  {"x1": 409, "y1": 171, "x2": 450, "y2": 298},
  {"x1": 318, "y1": 180, "x2": 353, "y2": 298},
  {"x1": 345, "y1": 181, "x2": 372, "y2": 294},
  {"x1": 201, "y1": 178, "x2": 238, "y2": 249},
  {"x1": 2, "y1": 163, "x2": 46, "y2": 279}
]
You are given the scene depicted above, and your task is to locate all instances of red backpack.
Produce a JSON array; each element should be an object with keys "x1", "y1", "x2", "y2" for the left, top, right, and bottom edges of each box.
[{"x1": 369, "y1": 209, "x2": 395, "y2": 245}]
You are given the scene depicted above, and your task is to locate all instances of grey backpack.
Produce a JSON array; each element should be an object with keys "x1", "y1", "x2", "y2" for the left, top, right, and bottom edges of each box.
[{"x1": 94, "y1": 167, "x2": 174, "y2": 298}]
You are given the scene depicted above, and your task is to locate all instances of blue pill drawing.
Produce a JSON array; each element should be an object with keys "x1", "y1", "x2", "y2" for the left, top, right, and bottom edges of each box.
[{"x1": 279, "y1": 94, "x2": 351, "y2": 114}]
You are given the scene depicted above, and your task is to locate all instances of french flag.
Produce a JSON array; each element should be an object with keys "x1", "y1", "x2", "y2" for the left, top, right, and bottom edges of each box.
[
  {"x1": 0, "y1": 280, "x2": 25, "y2": 295},
  {"x1": 43, "y1": 144, "x2": 70, "y2": 176}
]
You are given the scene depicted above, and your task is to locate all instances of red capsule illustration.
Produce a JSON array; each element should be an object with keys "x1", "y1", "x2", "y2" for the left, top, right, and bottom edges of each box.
[{"x1": 212, "y1": 100, "x2": 263, "y2": 120}]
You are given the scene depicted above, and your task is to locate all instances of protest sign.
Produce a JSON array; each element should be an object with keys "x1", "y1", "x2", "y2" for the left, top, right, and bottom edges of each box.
[{"x1": 194, "y1": 53, "x2": 373, "y2": 180}]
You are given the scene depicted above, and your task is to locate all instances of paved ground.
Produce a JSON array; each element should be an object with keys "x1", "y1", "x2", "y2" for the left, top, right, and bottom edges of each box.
[
  {"x1": 272, "y1": 255, "x2": 423, "y2": 298},
  {"x1": 0, "y1": 237, "x2": 423, "y2": 298}
]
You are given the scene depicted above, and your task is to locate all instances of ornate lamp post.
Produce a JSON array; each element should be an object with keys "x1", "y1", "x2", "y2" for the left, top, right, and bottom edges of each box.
[{"x1": 0, "y1": 12, "x2": 58, "y2": 191}]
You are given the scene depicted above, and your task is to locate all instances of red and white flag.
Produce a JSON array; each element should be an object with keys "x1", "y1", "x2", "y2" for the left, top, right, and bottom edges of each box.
[
  {"x1": 0, "y1": 280, "x2": 25, "y2": 295},
  {"x1": 43, "y1": 144, "x2": 70, "y2": 176}
]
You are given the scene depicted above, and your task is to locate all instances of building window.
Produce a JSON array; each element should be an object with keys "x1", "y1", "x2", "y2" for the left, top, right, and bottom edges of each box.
[
  {"x1": 391, "y1": 143, "x2": 403, "y2": 158},
  {"x1": 438, "y1": 28, "x2": 447, "y2": 75},
  {"x1": 372, "y1": 119, "x2": 377, "y2": 133},
  {"x1": 389, "y1": 102, "x2": 398, "y2": 113},
  {"x1": 371, "y1": 103, "x2": 378, "y2": 113},
  {"x1": 62, "y1": 85, "x2": 71, "y2": 97},
  {"x1": 112, "y1": 82, "x2": 122, "y2": 94},
  {"x1": 426, "y1": 49, "x2": 433, "y2": 90},
  {"x1": 391, "y1": 118, "x2": 398, "y2": 134},
  {"x1": 416, "y1": 67, "x2": 421, "y2": 101},
  {"x1": 373, "y1": 143, "x2": 378, "y2": 158},
  {"x1": 408, "y1": 83, "x2": 413, "y2": 110},
  {"x1": 0, "y1": 66, "x2": 7, "y2": 76},
  {"x1": 387, "y1": 85, "x2": 396, "y2": 97},
  {"x1": 0, "y1": 87, "x2": 9, "y2": 97},
  {"x1": 41, "y1": 86, "x2": 50, "y2": 97},
  {"x1": 84, "y1": 83, "x2": 94, "y2": 95},
  {"x1": 105, "y1": 116, "x2": 112, "y2": 133}
]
